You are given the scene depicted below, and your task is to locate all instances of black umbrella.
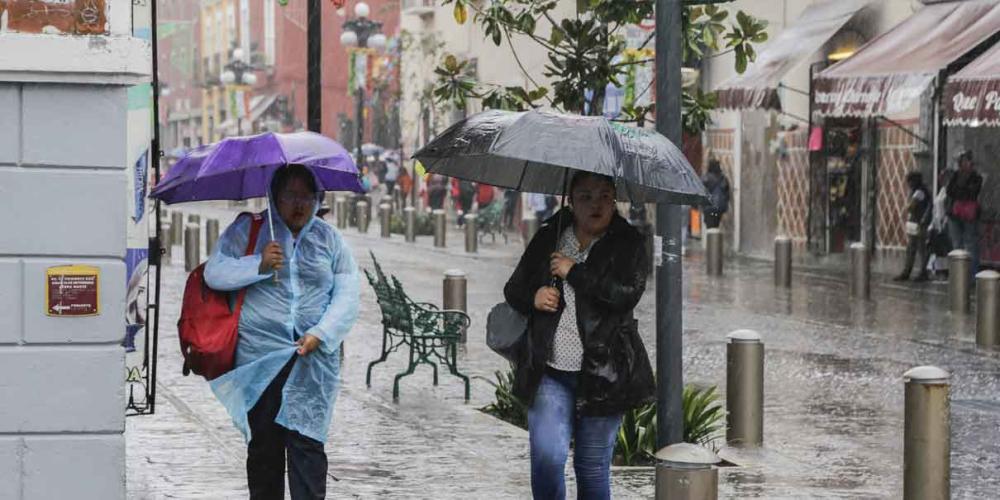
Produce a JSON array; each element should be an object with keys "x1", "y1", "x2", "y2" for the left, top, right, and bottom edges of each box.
[{"x1": 413, "y1": 109, "x2": 709, "y2": 206}]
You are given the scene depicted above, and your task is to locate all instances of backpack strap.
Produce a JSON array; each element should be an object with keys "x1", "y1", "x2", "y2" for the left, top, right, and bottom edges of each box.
[{"x1": 242, "y1": 211, "x2": 265, "y2": 256}]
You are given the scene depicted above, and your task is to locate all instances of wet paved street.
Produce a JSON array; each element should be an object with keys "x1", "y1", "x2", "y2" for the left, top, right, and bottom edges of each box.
[{"x1": 128, "y1": 204, "x2": 1000, "y2": 499}]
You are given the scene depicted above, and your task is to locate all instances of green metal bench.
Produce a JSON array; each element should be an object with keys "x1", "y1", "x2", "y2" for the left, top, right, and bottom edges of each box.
[{"x1": 365, "y1": 253, "x2": 471, "y2": 401}]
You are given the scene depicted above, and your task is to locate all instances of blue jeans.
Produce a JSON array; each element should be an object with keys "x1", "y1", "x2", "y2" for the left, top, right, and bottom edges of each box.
[
  {"x1": 948, "y1": 217, "x2": 980, "y2": 280},
  {"x1": 528, "y1": 369, "x2": 622, "y2": 500}
]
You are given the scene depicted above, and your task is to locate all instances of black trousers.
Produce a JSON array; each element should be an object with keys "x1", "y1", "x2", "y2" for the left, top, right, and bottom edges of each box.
[
  {"x1": 247, "y1": 356, "x2": 327, "y2": 500},
  {"x1": 900, "y1": 232, "x2": 930, "y2": 279}
]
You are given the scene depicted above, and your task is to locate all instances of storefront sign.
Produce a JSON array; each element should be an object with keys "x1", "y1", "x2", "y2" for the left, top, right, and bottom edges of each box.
[
  {"x1": 943, "y1": 80, "x2": 1000, "y2": 127},
  {"x1": 46, "y1": 265, "x2": 100, "y2": 317},
  {"x1": 813, "y1": 74, "x2": 932, "y2": 117},
  {"x1": 1, "y1": 0, "x2": 108, "y2": 35}
]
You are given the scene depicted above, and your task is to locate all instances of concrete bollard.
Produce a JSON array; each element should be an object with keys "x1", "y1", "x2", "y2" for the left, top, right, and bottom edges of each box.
[
  {"x1": 655, "y1": 443, "x2": 720, "y2": 500},
  {"x1": 774, "y1": 236, "x2": 792, "y2": 288},
  {"x1": 465, "y1": 214, "x2": 478, "y2": 253},
  {"x1": 523, "y1": 215, "x2": 538, "y2": 247},
  {"x1": 726, "y1": 330, "x2": 763, "y2": 447},
  {"x1": 205, "y1": 219, "x2": 219, "y2": 255},
  {"x1": 949, "y1": 250, "x2": 971, "y2": 313},
  {"x1": 336, "y1": 198, "x2": 348, "y2": 229},
  {"x1": 161, "y1": 224, "x2": 172, "y2": 265},
  {"x1": 184, "y1": 225, "x2": 201, "y2": 272},
  {"x1": 443, "y1": 269, "x2": 468, "y2": 342},
  {"x1": 404, "y1": 207, "x2": 416, "y2": 243},
  {"x1": 357, "y1": 201, "x2": 369, "y2": 233},
  {"x1": 171, "y1": 212, "x2": 183, "y2": 243},
  {"x1": 433, "y1": 209, "x2": 446, "y2": 248},
  {"x1": 380, "y1": 203, "x2": 392, "y2": 238},
  {"x1": 706, "y1": 228, "x2": 724, "y2": 276},
  {"x1": 976, "y1": 270, "x2": 1000, "y2": 347},
  {"x1": 849, "y1": 242, "x2": 870, "y2": 299},
  {"x1": 903, "y1": 366, "x2": 950, "y2": 500}
]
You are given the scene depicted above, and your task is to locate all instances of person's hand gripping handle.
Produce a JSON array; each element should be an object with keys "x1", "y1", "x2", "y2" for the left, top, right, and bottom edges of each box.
[{"x1": 259, "y1": 241, "x2": 284, "y2": 282}]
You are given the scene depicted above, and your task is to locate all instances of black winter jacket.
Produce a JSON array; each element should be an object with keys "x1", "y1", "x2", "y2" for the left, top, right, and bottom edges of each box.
[{"x1": 503, "y1": 209, "x2": 655, "y2": 416}]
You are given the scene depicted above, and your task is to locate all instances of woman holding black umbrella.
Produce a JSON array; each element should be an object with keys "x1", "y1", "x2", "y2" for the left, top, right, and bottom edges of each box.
[{"x1": 504, "y1": 172, "x2": 655, "y2": 499}]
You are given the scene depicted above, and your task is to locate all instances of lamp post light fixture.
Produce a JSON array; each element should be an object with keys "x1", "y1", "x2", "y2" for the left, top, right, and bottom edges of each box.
[
  {"x1": 220, "y1": 47, "x2": 258, "y2": 136},
  {"x1": 340, "y1": 1, "x2": 385, "y2": 170}
]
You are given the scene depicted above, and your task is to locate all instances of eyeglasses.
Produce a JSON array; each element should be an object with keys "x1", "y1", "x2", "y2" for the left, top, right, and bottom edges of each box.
[{"x1": 278, "y1": 193, "x2": 315, "y2": 206}]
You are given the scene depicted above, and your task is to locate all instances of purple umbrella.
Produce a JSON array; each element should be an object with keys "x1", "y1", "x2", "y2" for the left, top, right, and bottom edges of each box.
[
  {"x1": 151, "y1": 132, "x2": 363, "y2": 276},
  {"x1": 150, "y1": 131, "x2": 363, "y2": 204}
]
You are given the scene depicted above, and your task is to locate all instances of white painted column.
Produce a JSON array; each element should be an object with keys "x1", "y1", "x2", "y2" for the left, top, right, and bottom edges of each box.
[{"x1": 0, "y1": 4, "x2": 150, "y2": 498}]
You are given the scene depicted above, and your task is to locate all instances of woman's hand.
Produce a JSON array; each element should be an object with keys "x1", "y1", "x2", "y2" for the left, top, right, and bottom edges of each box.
[
  {"x1": 297, "y1": 334, "x2": 322, "y2": 356},
  {"x1": 533, "y1": 286, "x2": 560, "y2": 313},
  {"x1": 550, "y1": 252, "x2": 575, "y2": 280},
  {"x1": 259, "y1": 241, "x2": 284, "y2": 274}
]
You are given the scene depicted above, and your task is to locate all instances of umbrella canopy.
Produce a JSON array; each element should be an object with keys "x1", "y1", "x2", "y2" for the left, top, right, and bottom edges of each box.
[
  {"x1": 413, "y1": 109, "x2": 709, "y2": 205},
  {"x1": 150, "y1": 131, "x2": 364, "y2": 205}
]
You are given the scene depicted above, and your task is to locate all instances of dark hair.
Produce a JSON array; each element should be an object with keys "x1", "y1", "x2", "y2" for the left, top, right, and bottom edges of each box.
[
  {"x1": 271, "y1": 164, "x2": 318, "y2": 197},
  {"x1": 957, "y1": 150, "x2": 973, "y2": 163},
  {"x1": 905, "y1": 171, "x2": 923, "y2": 186},
  {"x1": 707, "y1": 159, "x2": 722, "y2": 175},
  {"x1": 569, "y1": 171, "x2": 615, "y2": 197}
]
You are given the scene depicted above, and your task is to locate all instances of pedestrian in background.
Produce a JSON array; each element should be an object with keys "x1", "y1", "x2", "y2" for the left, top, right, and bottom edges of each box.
[
  {"x1": 503, "y1": 189, "x2": 519, "y2": 228},
  {"x1": 204, "y1": 164, "x2": 360, "y2": 499},
  {"x1": 894, "y1": 171, "x2": 932, "y2": 282},
  {"x1": 946, "y1": 150, "x2": 983, "y2": 279},
  {"x1": 701, "y1": 159, "x2": 730, "y2": 229},
  {"x1": 427, "y1": 173, "x2": 448, "y2": 211},
  {"x1": 504, "y1": 172, "x2": 655, "y2": 499}
]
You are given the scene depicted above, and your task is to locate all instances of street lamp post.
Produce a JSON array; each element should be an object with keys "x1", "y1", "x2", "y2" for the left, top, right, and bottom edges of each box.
[
  {"x1": 220, "y1": 48, "x2": 258, "y2": 136},
  {"x1": 340, "y1": 1, "x2": 386, "y2": 170}
]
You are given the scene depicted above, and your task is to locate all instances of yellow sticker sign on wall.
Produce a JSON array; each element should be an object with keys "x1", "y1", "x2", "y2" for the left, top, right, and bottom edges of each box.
[{"x1": 46, "y1": 265, "x2": 100, "y2": 317}]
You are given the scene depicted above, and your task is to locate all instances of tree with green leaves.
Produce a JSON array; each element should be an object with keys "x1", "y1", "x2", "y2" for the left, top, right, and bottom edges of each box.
[{"x1": 432, "y1": 0, "x2": 768, "y2": 135}]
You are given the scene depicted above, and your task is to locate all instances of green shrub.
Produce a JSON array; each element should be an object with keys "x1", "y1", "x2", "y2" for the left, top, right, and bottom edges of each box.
[
  {"x1": 479, "y1": 369, "x2": 528, "y2": 429},
  {"x1": 388, "y1": 211, "x2": 436, "y2": 236}
]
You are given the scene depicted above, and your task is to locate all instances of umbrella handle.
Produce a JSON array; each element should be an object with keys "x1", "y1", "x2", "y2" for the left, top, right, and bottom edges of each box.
[{"x1": 266, "y1": 191, "x2": 280, "y2": 284}]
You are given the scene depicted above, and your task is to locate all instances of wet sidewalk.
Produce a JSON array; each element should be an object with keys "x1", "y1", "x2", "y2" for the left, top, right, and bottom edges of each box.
[{"x1": 127, "y1": 205, "x2": 1000, "y2": 498}]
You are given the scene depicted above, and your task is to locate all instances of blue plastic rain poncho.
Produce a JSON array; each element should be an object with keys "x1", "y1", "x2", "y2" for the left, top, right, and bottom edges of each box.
[{"x1": 204, "y1": 191, "x2": 359, "y2": 444}]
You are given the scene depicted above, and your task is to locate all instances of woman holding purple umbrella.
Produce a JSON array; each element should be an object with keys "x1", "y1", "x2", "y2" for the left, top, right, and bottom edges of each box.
[{"x1": 204, "y1": 164, "x2": 360, "y2": 499}]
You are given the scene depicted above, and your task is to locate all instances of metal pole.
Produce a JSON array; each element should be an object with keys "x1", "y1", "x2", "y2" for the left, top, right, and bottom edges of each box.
[
  {"x1": 654, "y1": 0, "x2": 685, "y2": 454},
  {"x1": 522, "y1": 215, "x2": 538, "y2": 248},
  {"x1": 184, "y1": 225, "x2": 200, "y2": 272},
  {"x1": 849, "y1": 242, "x2": 870, "y2": 299},
  {"x1": 903, "y1": 366, "x2": 950, "y2": 500},
  {"x1": 443, "y1": 269, "x2": 468, "y2": 343},
  {"x1": 380, "y1": 203, "x2": 392, "y2": 238},
  {"x1": 706, "y1": 228, "x2": 723, "y2": 276},
  {"x1": 465, "y1": 214, "x2": 478, "y2": 253},
  {"x1": 405, "y1": 206, "x2": 416, "y2": 242},
  {"x1": 356, "y1": 85, "x2": 365, "y2": 170},
  {"x1": 307, "y1": 0, "x2": 321, "y2": 133},
  {"x1": 171, "y1": 212, "x2": 183, "y2": 243},
  {"x1": 774, "y1": 236, "x2": 792, "y2": 288},
  {"x1": 205, "y1": 219, "x2": 219, "y2": 255},
  {"x1": 433, "y1": 209, "x2": 446, "y2": 247},
  {"x1": 976, "y1": 270, "x2": 1000, "y2": 347},
  {"x1": 949, "y1": 250, "x2": 971, "y2": 313},
  {"x1": 726, "y1": 330, "x2": 763, "y2": 447},
  {"x1": 655, "y1": 443, "x2": 720, "y2": 500},
  {"x1": 357, "y1": 200, "x2": 369, "y2": 233}
]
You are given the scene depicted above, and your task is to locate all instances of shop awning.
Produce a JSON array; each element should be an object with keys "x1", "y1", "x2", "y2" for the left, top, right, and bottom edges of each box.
[
  {"x1": 216, "y1": 93, "x2": 279, "y2": 133},
  {"x1": 943, "y1": 41, "x2": 1000, "y2": 126},
  {"x1": 814, "y1": 0, "x2": 1000, "y2": 117},
  {"x1": 715, "y1": 0, "x2": 870, "y2": 111}
]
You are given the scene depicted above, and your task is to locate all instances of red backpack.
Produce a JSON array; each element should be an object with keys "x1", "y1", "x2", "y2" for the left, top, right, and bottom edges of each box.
[{"x1": 178, "y1": 212, "x2": 264, "y2": 380}]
